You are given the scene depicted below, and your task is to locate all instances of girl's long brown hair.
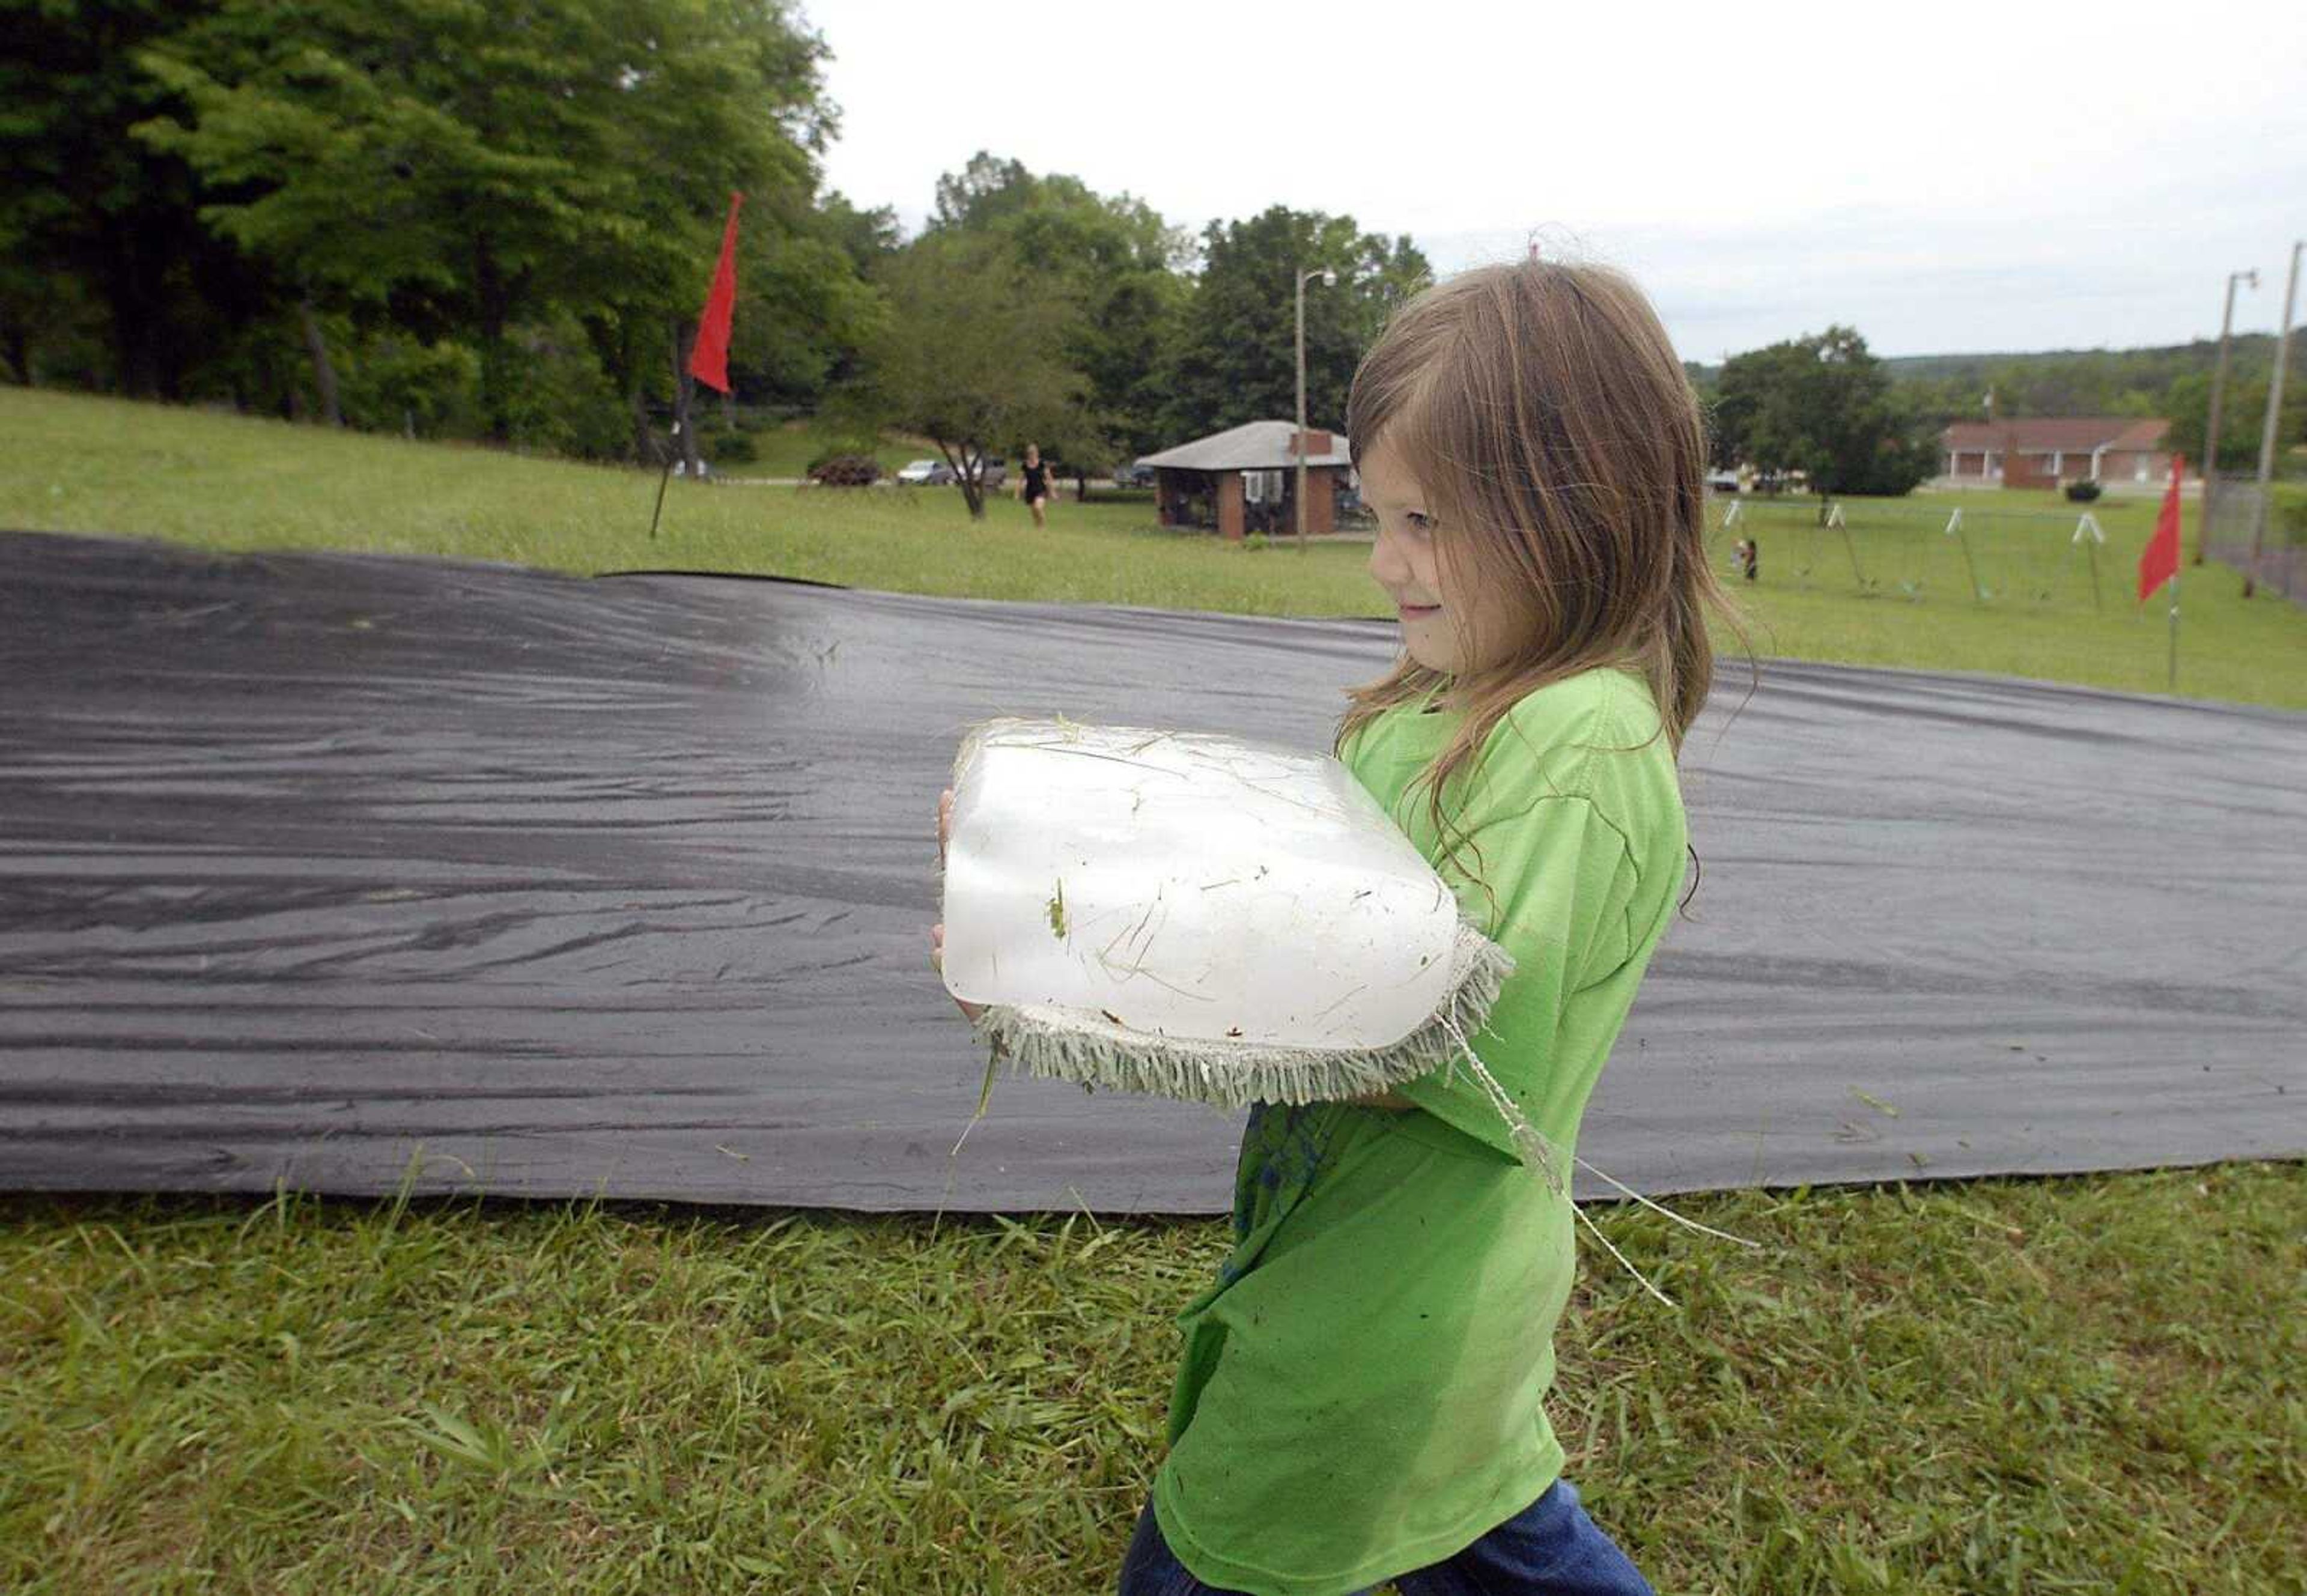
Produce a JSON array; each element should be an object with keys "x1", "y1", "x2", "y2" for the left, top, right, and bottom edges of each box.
[{"x1": 1337, "y1": 260, "x2": 1749, "y2": 903}]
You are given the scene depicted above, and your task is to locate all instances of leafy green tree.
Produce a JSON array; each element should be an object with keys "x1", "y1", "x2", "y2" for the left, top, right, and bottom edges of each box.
[
  {"x1": 0, "y1": 0, "x2": 279, "y2": 398},
  {"x1": 538, "y1": 1, "x2": 830, "y2": 469},
  {"x1": 1711, "y1": 326, "x2": 1937, "y2": 496},
  {"x1": 927, "y1": 151, "x2": 1190, "y2": 466},
  {"x1": 2164, "y1": 368, "x2": 2307, "y2": 473},
  {"x1": 335, "y1": 328, "x2": 481, "y2": 437},
  {"x1": 135, "y1": 0, "x2": 836, "y2": 446},
  {"x1": 816, "y1": 190, "x2": 903, "y2": 275},
  {"x1": 932, "y1": 153, "x2": 1037, "y2": 232},
  {"x1": 1161, "y1": 205, "x2": 1429, "y2": 443},
  {"x1": 849, "y1": 230, "x2": 1087, "y2": 518},
  {"x1": 718, "y1": 207, "x2": 889, "y2": 416}
]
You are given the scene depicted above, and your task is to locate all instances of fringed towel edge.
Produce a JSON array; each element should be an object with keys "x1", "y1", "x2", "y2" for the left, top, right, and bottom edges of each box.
[{"x1": 970, "y1": 917, "x2": 1561, "y2": 1189}]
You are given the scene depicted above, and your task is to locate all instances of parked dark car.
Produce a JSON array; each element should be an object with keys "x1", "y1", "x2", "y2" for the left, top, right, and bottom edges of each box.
[{"x1": 1111, "y1": 461, "x2": 1156, "y2": 489}]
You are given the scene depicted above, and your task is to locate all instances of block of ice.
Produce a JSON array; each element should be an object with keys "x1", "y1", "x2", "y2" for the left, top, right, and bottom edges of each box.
[{"x1": 939, "y1": 718, "x2": 1517, "y2": 1115}]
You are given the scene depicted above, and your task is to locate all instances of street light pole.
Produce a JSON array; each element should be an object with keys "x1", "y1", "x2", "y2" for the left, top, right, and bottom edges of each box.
[
  {"x1": 2244, "y1": 240, "x2": 2302, "y2": 598},
  {"x1": 1295, "y1": 266, "x2": 1335, "y2": 553},
  {"x1": 2198, "y1": 267, "x2": 2258, "y2": 565}
]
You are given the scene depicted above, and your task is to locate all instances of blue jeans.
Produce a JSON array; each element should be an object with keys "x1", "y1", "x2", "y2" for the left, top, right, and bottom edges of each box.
[{"x1": 1117, "y1": 1479, "x2": 1655, "y2": 1595}]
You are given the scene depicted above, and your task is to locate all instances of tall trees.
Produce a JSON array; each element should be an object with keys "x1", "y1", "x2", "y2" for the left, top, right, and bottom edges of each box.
[
  {"x1": 135, "y1": 0, "x2": 837, "y2": 443},
  {"x1": 853, "y1": 231, "x2": 1085, "y2": 519},
  {"x1": 925, "y1": 151, "x2": 1190, "y2": 464},
  {"x1": 1710, "y1": 327, "x2": 1938, "y2": 496},
  {"x1": 1882, "y1": 341, "x2": 2275, "y2": 422},
  {"x1": 0, "y1": 0, "x2": 273, "y2": 398},
  {"x1": 2163, "y1": 368, "x2": 2306, "y2": 470},
  {"x1": 1162, "y1": 207, "x2": 1429, "y2": 440},
  {"x1": 785, "y1": 163, "x2": 1445, "y2": 496}
]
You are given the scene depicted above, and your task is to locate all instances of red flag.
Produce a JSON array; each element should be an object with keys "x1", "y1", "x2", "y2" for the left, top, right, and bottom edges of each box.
[
  {"x1": 686, "y1": 192, "x2": 744, "y2": 395},
  {"x1": 2136, "y1": 452, "x2": 2183, "y2": 604}
]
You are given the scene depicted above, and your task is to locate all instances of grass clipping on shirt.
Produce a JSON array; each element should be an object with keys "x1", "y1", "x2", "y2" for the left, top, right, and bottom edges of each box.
[{"x1": 937, "y1": 717, "x2": 1548, "y2": 1176}]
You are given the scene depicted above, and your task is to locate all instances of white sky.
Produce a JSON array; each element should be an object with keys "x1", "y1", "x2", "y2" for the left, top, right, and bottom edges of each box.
[{"x1": 810, "y1": 0, "x2": 2306, "y2": 361}]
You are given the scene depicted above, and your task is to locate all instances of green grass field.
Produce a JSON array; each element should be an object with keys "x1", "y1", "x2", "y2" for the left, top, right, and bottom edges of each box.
[
  {"x1": 7, "y1": 388, "x2": 2305, "y2": 708},
  {"x1": 6, "y1": 1173, "x2": 2300, "y2": 1594},
  {"x1": 4, "y1": 387, "x2": 2304, "y2": 1592}
]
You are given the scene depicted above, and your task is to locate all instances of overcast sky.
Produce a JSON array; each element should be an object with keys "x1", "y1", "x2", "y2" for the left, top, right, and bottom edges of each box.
[{"x1": 810, "y1": 0, "x2": 2305, "y2": 363}]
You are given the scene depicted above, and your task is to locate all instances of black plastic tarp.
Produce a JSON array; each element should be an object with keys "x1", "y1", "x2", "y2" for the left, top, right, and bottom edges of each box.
[{"x1": 3, "y1": 530, "x2": 2302, "y2": 1212}]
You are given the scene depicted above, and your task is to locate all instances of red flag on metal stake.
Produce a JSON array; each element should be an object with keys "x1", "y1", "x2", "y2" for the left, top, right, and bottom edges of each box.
[
  {"x1": 687, "y1": 192, "x2": 744, "y2": 395},
  {"x1": 2137, "y1": 453, "x2": 2183, "y2": 604},
  {"x1": 2138, "y1": 453, "x2": 2185, "y2": 691}
]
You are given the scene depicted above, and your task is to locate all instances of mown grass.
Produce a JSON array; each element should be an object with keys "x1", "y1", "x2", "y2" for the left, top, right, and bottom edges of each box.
[
  {"x1": 3, "y1": 1168, "x2": 2300, "y2": 1594},
  {"x1": 6, "y1": 387, "x2": 2305, "y2": 708},
  {"x1": 5, "y1": 386, "x2": 2305, "y2": 1591}
]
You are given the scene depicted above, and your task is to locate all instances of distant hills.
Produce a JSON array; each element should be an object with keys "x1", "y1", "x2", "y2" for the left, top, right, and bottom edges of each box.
[
  {"x1": 1686, "y1": 333, "x2": 2294, "y2": 423},
  {"x1": 1877, "y1": 334, "x2": 2281, "y2": 387},
  {"x1": 1685, "y1": 334, "x2": 2284, "y2": 384}
]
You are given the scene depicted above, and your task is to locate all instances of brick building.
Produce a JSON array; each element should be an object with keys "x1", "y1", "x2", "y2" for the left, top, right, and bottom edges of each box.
[
  {"x1": 1939, "y1": 418, "x2": 2172, "y2": 488},
  {"x1": 1138, "y1": 420, "x2": 1354, "y2": 541}
]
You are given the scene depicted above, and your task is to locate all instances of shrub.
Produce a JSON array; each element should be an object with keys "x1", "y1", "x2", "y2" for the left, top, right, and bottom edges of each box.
[
  {"x1": 338, "y1": 334, "x2": 482, "y2": 439},
  {"x1": 806, "y1": 434, "x2": 885, "y2": 476},
  {"x1": 493, "y1": 315, "x2": 630, "y2": 461},
  {"x1": 2064, "y1": 480, "x2": 2103, "y2": 502},
  {"x1": 810, "y1": 454, "x2": 882, "y2": 487},
  {"x1": 708, "y1": 429, "x2": 759, "y2": 465}
]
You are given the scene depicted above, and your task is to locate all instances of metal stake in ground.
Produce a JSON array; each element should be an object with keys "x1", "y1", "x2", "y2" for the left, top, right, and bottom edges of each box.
[
  {"x1": 648, "y1": 420, "x2": 681, "y2": 541},
  {"x1": 1944, "y1": 508, "x2": 1984, "y2": 602},
  {"x1": 1828, "y1": 502, "x2": 1864, "y2": 590},
  {"x1": 2244, "y1": 240, "x2": 2301, "y2": 598},
  {"x1": 2166, "y1": 566, "x2": 2181, "y2": 693},
  {"x1": 2072, "y1": 513, "x2": 2106, "y2": 613},
  {"x1": 2198, "y1": 267, "x2": 2258, "y2": 565}
]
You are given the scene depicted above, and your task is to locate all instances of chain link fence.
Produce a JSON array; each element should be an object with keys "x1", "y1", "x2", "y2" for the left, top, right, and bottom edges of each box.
[{"x1": 2200, "y1": 475, "x2": 2306, "y2": 601}]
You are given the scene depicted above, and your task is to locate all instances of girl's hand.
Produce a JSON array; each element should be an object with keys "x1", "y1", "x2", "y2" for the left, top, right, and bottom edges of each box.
[
  {"x1": 932, "y1": 788, "x2": 985, "y2": 1024},
  {"x1": 928, "y1": 925, "x2": 983, "y2": 1023}
]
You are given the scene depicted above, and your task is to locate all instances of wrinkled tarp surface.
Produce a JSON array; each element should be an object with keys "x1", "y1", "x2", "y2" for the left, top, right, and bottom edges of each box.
[{"x1": 3, "y1": 530, "x2": 2302, "y2": 1212}]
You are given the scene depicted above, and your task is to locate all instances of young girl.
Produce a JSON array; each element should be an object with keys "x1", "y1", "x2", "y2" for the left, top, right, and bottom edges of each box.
[
  {"x1": 1017, "y1": 443, "x2": 1054, "y2": 527},
  {"x1": 944, "y1": 258, "x2": 1730, "y2": 1595}
]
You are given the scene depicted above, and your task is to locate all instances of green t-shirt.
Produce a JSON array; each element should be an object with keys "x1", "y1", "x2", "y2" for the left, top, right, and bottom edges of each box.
[{"x1": 1150, "y1": 666, "x2": 1689, "y2": 1596}]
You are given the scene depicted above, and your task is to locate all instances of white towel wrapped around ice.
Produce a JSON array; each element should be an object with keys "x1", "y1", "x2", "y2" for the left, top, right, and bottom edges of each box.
[{"x1": 938, "y1": 717, "x2": 1519, "y2": 1111}]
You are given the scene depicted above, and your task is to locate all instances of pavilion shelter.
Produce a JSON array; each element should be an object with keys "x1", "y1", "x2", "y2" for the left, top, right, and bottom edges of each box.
[{"x1": 1138, "y1": 420, "x2": 1354, "y2": 541}]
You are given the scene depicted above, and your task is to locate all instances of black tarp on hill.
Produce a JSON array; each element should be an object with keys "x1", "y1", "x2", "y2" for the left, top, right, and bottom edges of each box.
[{"x1": 2, "y1": 530, "x2": 2302, "y2": 1212}]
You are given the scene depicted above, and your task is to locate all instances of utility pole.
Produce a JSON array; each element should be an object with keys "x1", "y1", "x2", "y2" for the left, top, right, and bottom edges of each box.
[
  {"x1": 2196, "y1": 269, "x2": 2258, "y2": 565},
  {"x1": 1295, "y1": 266, "x2": 1336, "y2": 553},
  {"x1": 2244, "y1": 240, "x2": 2302, "y2": 598}
]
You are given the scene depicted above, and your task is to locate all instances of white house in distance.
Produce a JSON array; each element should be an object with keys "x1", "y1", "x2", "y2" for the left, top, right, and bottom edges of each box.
[{"x1": 1939, "y1": 417, "x2": 2172, "y2": 490}]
